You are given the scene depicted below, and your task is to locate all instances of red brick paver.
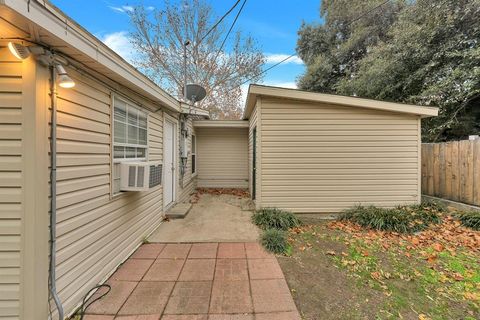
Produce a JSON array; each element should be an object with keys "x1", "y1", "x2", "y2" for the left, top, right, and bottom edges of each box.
[
  {"x1": 83, "y1": 316, "x2": 115, "y2": 320},
  {"x1": 116, "y1": 315, "x2": 161, "y2": 320},
  {"x1": 158, "y1": 244, "x2": 192, "y2": 259},
  {"x1": 250, "y1": 279, "x2": 297, "y2": 313},
  {"x1": 161, "y1": 316, "x2": 208, "y2": 320},
  {"x1": 111, "y1": 259, "x2": 154, "y2": 282},
  {"x1": 144, "y1": 259, "x2": 185, "y2": 281},
  {"x1": 118, "y1": 281, "x2": 174, "y2": 315},
  {"x1": 214, "y1": 259, "x2": 248, "y2": 281},
  {"x1": 247, "y1": 259, "x2": 284, "y2": 280},
  {"x1": 188, "y1": 243, "x2": 218, "y2": 259},
  {"x1": 254, "y1": 311, "x2": 301, "y2": 320},
  {"x1": 208, "y1": 315, "x2": 254, "y2": 320},
  {"x1": 178, "y1": 259, "x2": 216, "y2": 281},
  {"x1": 217, "y1": 243, "x2": 246, "y2": 259},
  {"x1": 209, "y1": 280, "x2": 252, "y2": 314},
  {"x1": 86, "y1": 281, "x2": 137, "y2": 315},
  {"x1": 86, "y1": 242, "x2": 299, "y2": 319},
  {"x1": 131, "y1": 244, "x2": 166, "y2": 259},
  {"x1": 164, "y1": 281, "x2": 212, "y2": 314}
]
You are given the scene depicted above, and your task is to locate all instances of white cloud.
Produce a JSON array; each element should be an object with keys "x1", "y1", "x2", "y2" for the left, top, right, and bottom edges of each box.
[
  {"x1": 100, "y1": 31, "x2": 135, "y2": 63},
  {"x1": 265, "y1": 54, "x2": 303, "y2": 65},
  {"x1": 146, "y1": 6, "x2": 155, "y2": 11},
  {"x1": 109, "y1": 5, "x2": 134, "y2": 13}
]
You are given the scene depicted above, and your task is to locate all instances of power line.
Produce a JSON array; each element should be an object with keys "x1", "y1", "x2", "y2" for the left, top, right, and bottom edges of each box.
[
  {"x1": 203, "y1": 0, "x2": 247, "y2": 83},
  {"x1": 348, "y1": 0, "x2": 392, "y2": 25},
  {"x1": 198, "y1": 0, "x2": 242, "y2": 46},
  {"x1": 231, "y1": 0, "x2": 393, "y2": 89},
  {"x1": 238, "y1": 54, "x2": 296, "y2": 87}
]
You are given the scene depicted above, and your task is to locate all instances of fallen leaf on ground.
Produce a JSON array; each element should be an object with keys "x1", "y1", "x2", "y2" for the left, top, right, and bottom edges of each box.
[
  {"x1": 426, "y1": 255, "x2": 437, "y2": 264},
  {"x1": 432, "y1": 243, "x2": 444, "y2": 252},
  {"x1": 452, "y1": 273, "x2": 464, "y2": 281},
  {"x1": 464, "y1": 292, "x2": 479, "y2": 301},
  {"x1": 371, "y1": 271, "x2": 382, "y2": 280}
]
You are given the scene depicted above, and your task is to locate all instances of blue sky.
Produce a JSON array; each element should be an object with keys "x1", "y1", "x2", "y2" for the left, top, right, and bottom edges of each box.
[{"x1": 50, "y1": 0, "x2": 322, "y2": 89}]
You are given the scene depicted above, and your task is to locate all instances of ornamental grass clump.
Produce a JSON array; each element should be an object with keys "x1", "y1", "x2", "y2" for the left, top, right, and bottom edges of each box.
[
  {"x1": 456, "y1": 211, "x2": 480, "y2": 230},
  {"x1": 252, "y1": 207, "x2": 300, "y2": 231},
  {"x1": 339, "y1": 201, "x2": 444, "y2": 233},
  {"x1": 261, "y1": 228, "x2": 289, "y2": 254}
]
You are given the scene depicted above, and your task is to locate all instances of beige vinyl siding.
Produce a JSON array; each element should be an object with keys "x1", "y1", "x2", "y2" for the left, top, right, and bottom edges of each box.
[
  {"x1": 0, "y1": 48, "x2": 22, "y2": 319},
  {"x1": 197, "y1": 127, "x2": 249, "y2": 188},
  {"x1": 53, "y1": 68, "x2": 164, "y2": 315},
  {"x1": 260, "y1": 98, "x2": 420, "y2": 213},
  {"x1": 248, "y1": 105, "x2": 259, "y2": 197}
]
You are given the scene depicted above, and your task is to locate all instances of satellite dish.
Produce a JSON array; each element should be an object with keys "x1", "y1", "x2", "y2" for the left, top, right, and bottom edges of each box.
[{"x1": 184, "y1": 83, "x2": 206, "y2": 103}]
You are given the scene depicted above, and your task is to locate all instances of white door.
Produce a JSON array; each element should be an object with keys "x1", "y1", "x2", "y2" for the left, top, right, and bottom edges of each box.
[{"x1": 164, "y1": 119, "x2": 176, "y2": 207}]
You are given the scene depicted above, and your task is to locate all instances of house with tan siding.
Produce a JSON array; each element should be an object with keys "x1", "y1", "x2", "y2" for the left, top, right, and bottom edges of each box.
[
  {"x1": 0, "y1": 1, "x2": 437, "y2": 319},
  {"x1": 243, "y1": 85, "x2": 438, "y2": 212}
]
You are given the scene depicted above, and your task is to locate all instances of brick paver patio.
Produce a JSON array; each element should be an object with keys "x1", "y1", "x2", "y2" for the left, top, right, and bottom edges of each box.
[{"x1": 84, "y1": 243, "x2": 300, "y2": 320}]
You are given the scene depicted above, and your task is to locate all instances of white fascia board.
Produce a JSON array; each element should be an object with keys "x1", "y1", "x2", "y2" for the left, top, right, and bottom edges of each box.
[
  {"x1": 245, "y1": 84, "x2": 439, "y2": 119},
  {"x1": 5, "y1": 0, "x2": 180, "y2": 112}
]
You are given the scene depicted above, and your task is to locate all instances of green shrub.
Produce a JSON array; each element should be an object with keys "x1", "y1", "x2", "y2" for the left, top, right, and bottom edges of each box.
[
  {"x1": 457, "y1": 211, "x2": 480, "y2": 230},
  {"x1": 261, "y1": 229, "x2": 289, "y2": 254},
  {"x1": 339, "y1": 202, "x2": 443, "y2": 233},
  {"x1": 252, "y1": 208, "x2": 300, "y2": 230}
]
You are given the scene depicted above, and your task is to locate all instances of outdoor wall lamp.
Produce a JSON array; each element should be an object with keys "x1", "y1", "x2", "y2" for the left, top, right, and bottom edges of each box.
[
  {"x1": 7, "y1": 42, "x2": 31, "y2": 60},
  {"x1": 7, "y1": 41, "x2": 75, "y2": 88},
  {"x1": 55, "y1": 63, "x2": 75, "y2": 88}
]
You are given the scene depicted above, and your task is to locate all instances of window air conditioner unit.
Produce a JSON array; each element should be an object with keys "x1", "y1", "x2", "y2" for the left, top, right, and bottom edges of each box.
[{"x1": 120, "y1": 161, "x2": 162, "y2": 192}]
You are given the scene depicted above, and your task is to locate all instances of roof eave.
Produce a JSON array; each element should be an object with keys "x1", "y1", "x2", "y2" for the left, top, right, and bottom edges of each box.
[
  {"x1": 245, "y1": 84, "x2": 439, "y2": 119},
  {"x1": 4, "y1": 0, "x2": 181, "y2": 113},
  {"x1": 180, "y1": 103, "x2": 210, "y2": 119},
  {"x1": 242, "y1": 84, "x2": 258, "y2": 120},
  {"x1": 193, "y1": 120, "x2": 249, "y2": 128}
]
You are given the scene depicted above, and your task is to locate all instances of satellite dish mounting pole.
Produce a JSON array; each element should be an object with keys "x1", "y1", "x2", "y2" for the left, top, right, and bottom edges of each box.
[{"x1": 183, "y1": 40, "x2": 190, "y2": 102}]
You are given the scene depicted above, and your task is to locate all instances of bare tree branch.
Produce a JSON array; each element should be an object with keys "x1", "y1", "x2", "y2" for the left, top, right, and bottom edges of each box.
[{"x1": 128, "y1": 0, "x2": 264, "y2": 119}]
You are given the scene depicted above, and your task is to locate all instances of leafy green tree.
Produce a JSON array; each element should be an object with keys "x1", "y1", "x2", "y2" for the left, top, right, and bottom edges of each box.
[
  {"x1": 298, "y1": 0, "x2": 480, "y2": 141},
  {"x1": 297, "y1": 0, "x2": 404, "y2": 93}
]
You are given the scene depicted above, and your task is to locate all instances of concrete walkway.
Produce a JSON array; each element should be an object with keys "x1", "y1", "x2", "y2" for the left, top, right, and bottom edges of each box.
[
  {"x1": 84, "y1": 242, "x2": 301, "y2": 319},
  {"x1": 149, "y1": 194, "x2": 260, "y2": 243}
]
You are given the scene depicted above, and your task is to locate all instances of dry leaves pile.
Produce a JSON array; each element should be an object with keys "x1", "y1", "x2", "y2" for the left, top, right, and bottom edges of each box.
[
  {"x1": 289, "y1": 217, "x2": 480, "y2": 319},
  {"x1": 327, "y1": 216, "x2": 480, "y2": 254},
  {"x1": 195, "y1": 188, "x2": 250, "y2": 198},
  {"x1": 191, "y1": 188, "x2": 250, "y2": 204}
]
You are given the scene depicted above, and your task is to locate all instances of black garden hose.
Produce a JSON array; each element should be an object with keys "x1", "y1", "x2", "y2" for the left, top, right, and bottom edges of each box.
[{"x1": 76, "y1": 284, "x2": 111, "y2": 320}]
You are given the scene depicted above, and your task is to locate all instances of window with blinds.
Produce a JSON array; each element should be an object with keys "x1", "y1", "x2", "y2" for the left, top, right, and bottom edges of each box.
[{"x1": 112, "y1": 96, "x2": 149, "y2": 194}]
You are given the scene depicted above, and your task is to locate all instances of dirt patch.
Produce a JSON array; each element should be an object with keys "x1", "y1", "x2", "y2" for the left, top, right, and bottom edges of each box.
[{"x1": 278, "y1": 226, "x2": 385, "y2": 320}]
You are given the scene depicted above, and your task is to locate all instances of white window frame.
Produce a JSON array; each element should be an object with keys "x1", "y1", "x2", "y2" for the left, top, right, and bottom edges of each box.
[
  {"x1": 111, "y1": 95, "x2": 149, "y2": 195},
  {"x1": 191, "y1": 134, "x2": 197, "y2": 176},
  {"x1": 112, "y1": 95, "x2": 149, "y2": 163}
]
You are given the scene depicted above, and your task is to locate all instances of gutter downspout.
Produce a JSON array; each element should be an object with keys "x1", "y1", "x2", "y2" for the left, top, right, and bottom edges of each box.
[{"x1": 49, "y1": 64, "x2": 64, "y2": 320}]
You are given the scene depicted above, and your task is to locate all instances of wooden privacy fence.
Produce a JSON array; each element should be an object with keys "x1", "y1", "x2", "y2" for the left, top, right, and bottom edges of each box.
[{"x1": 421, "y1": 140, "x2": 480, "y2": 207}]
